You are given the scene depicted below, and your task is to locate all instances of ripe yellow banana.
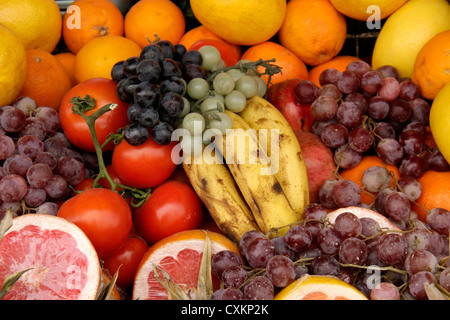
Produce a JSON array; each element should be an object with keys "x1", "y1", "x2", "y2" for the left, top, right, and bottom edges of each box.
[
  {"x1": 181, "y1": 149, "x2": 260, "y2": 243},
  {"x1": 239, "y1": 95, "x2": 310, "y2": 221},
  {"x1": 213, "y1": 110, "x2": 299, "y2": 235}
]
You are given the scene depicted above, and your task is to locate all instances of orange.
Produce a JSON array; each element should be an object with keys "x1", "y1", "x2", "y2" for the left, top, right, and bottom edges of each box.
[
  {"x1": 0, "y1": 214, "x2": 101, "y2": 300},
  {"x1": 124, "y1": 0, "x2": 185, "y2": 47},
  {"x1": 411, "y1": 30, "x2": 450, "y2": 100},
  {"x1": 75, "y1": 35, "x2": 141, "y2": 83},
  {"x1": 132, "y1": 229, "x2": 241, "y2": 300},
  {"x1": 190, "y1": 0, "x2": 286, "y2": 46},
  {"x1": 327, "y1": 206, "x2": 401, "y2": 232},
  {"x1": 178, "y1": 25, "x2": 242, "y2": 61},
  {"x1": 240, "y1": 41, "x2": 309, "y2": 86},
  {"x1": 55, "y1": 52, "x2": 77, "y2": 87},
  {"x1": 275, "y1": 274, "x2": 368, "y2": 300},
  {"x1": 19, "y1": 49, "x2": 72, "y2": 111},
  {"x1": 0, "y1": 0, "x2": 62, "y2": 52},
  {"x1": 329, "y1": 0, "x2": 408, "y2": 21},
  {"x1": 309, "y1": 55, "x2": 362, "y2": 87},
  {"x1": 340, "y1": 156, "x2": 400, "y2": 205},
  {"x1": 62, "y1": 0, "x2": 125, "y2": 54},
  {"x1": 0, "y1": 24, "x2": 27, "y2": 107},
  {"x1": 279, "y1": 0, "x2": 347, "y2": 66},
  {"x1": 412, "y1": 170, "x2": 450, "y2": 222}
]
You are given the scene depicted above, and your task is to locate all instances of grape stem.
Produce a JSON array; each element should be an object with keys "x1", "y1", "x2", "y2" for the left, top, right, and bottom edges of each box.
[{"x1": 71, "y1": 99, "x2": 151, "y2": 207}]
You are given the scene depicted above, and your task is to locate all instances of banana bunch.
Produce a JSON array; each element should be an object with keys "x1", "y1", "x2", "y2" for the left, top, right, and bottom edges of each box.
[{"x1": 182, "y1": 95, "x2": 310, "y2": 243}]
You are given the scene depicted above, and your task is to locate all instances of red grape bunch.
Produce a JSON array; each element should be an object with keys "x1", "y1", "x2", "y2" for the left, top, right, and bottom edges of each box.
[
  {"x1": 0, "y1": 97, "x2": 96, "y2": 218},
  {"x1": 209, "y1": 202, "x2": 450, "y2": 300},
  {"x1": 295, "y1": 61, "x2": 450, "y2": 176}
]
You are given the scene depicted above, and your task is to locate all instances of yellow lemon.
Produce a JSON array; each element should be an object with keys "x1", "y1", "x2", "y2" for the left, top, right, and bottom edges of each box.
[
  {"x1": 0, "y1": 24, "x2": 27, "y2": 107},
  {"x1": 0, "y1": 0, "x2": 62, "y2": 52},
  {"x1": 275, "y1": 274, "x2": 368, "y2": 300},
  {"x1": 430, "y1": 83, "x2": 450, "y2": 165},
  {"x1": 329, "y1": 0, "x2": 408, "y2": 21},
  {"x1": 371, "y1": 0, "x2": 450, "y2": 78},
  {"x1": 189, "y1": 0, "x2": 286, "y2": 46}
]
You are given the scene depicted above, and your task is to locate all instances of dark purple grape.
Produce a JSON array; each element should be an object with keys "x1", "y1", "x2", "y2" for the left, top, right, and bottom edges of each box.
[
  {"x1": 53, "y1": 156, "x2": 86, "y2": 186},
  {"x1": 318, "y1": 179, "x2": 338, "y2": 209},
  {"x1": 344, "y1": 92, "x2": 368, "y2": 113},
  {"x1": 360, "y1": 217, "x2": 381, "y2": 240},
  {"x1": 211, "y1": 250, "x2": 243, "y2": 279},
  {"x1": 373, "y1": 122, "x2": 396, "y2": 140},
  {"x1": 136, "y1": 59, "x2": 161, "y2": 82},
  {"x1": 160, "y1": 92, "x2": 184, "y2": 117},
  {"x1": 361, "y1": 166, "x2": 391, "y2": 193},
  {"x1": 17, "y1": 135, "x2": 44, "y2": 160},
  {"x1": 336, "y1": 101, "x2": 363, "y2": 128},
  {"x1": 376, "y1": 233, "x2": 408, "y2": 267},
  {"x1": 311, "y1": 95, "x2": 338, "y2": 121},
  {"x1": 408, "y1": 271, "x2": 437, "y2": 300},
  {"x1": 111, "y1": 60, "x2": 125, "y2": 82},
  {"x1": 122, "y1": 56, "x2": 141, "y2": 78},
  {"x1": 334, "y1": 211, "x2": 362, "y2": 239},
  {"x1": 320, "y1": 123, "x2": 348, "y2": 148},
  {"x1": 221, "y1": 265, "x2": 247, "y2": 289},
  {"x1": 408, "y1": 98, "x2": 430, "y2": 123},
  {"x1": 318, "y1": 227, "x2": 342, "y2": 255},
  {"x1": 384, "y1": 191, "x2": 411, "y2": 221},
  {"x1": 0, "y1": 174, "x2": 28, "y2": 202},
  {"x1": 26, "y1": 163, "x2": 52, "y2": 189},
  {"x1": 319, "y1": 68, "x2": 341, "y2": 86},
  {"x1": 284, "y1": 225, "x2": 312, "y2": 252},
  {"x1": 348, "y1": 127, "x2": 373, "y2": 153},
  {"x1": 398, "y1": 154, "x2": 426, "y2": 178},
  {"x1": 331, "y1": 179, "x2": 361, "y2": 208},
  {"x1": 427, "y1": 148, "x2": 450, "y2": 172},
  {"x1": 243, "y1": 276, "x2": 274, "y2": 300},
  {"x1": 1, "y1": 107, "x2": 26, "y2": 132},
  {"x1": 181, "y1": 50, "x2": 203, "y2": 66},
  {"x1": 271, "y1": 236, "x2": 295, "y2": 260},
  {"x1": 3, "y1": 154, "x2": 33, "y2": 177},
  {"x1": 140, "y1": 44, "x2": 165, "y2": 63},
  {"x1": 220, "y1": 287, "x2": 244, "y2": 300},
  {"x1": 399, "y1": 130, "x2": 425, "y2": 155},
  {"x1": 376, "y1": 138, "x2": 403, "y2": 165},
  {"x1": 124, "y1": 122, "x2": 149, "y2": 146},
  {"x1": 318, "y1": 83, "x2": 342, "y2": 101},
  {"x1": 157, "y1": 40, "x2": 176, "y2": 59},
  {"x1": 378, "y1": 77, "x2": 400, "y2": 101},
  {"x1": 239, "y1": 230, "x2": 266, "y2": 257},
  {"x1": 370, "y1": 282, "x2": 400, "y2": 300},
  {"x1": 0, "y1": 135, "x2": 15, "y2": 160},
  {"x1": 346, "y1": 60, "x2": 370, "y2": 79},
  {"x1": 133, "y1": 81, "x2": 161, "y2": 108},
  {"x1": 361, "y1": 70, "x2": 384, "y2": 94},
  {"x1": 310, "y1": 255, "x2": 340, "y2": 276},
  {"x1": 398, "y1": 80, "x2": 419, "y2": 101},
  {"x1": 183, "y1": 63, "x2": 207, "y2": 81},
  {"x1": 245, "y1": 237, "x2": 275, "y2": 268},
  {"x1": 404, "y1": 249, "x2": 437, "y2": 276},
  {"x1": 161, "y1": 58, "x2": 182, "y2": 78},
  {"x1": 426, "y1": 207, "x2": 450, "y2": 236},
  {"x1": 338, "y1": 237, "x2": 368, "y2": 265},
  {"x1": 265, "y1": 255, "x2": 296, "y2": 287},
  {"x1": 368, "y1": 96, "x2": 390, "y2": 120},
  {"x1": 388, "y1": 99, "x2": 411, "y2": 123},
  {"x1": 294, "y1": 80, "x2": 319, "y2": 104},
  {"x1": 334, "y1": 144, "x2": 362, "y2": 169},
  {"x1": 151, "y1": 122, "x2": 174, "y2": 145},
  {"x1": 377, "y1": 65, "x2": 399, "y2": 79},
  {"x1": 336, "y1": 70, "x2": 360, "y2": 94}
]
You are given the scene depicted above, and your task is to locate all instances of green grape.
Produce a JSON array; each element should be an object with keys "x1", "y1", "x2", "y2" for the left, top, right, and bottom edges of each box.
[
  {"x1": 226, "y1": 68, "x2": 245, "y2": 81},
  {"x1": 254, "y1": 76, "x2": 267, "y2": 97},
  {"x1": 178, "y1": 96, "x2": 191, "y2": 118},
  {"x1": 206, "y1": 112, "x2": 232, "y2": 135},
  {"x1": 180, "y1": 134, "x2": 203, "y2": 157},
  {"x1": 235, "y1": 75, "x2": 258, "y2": 98},
  {"x1": 182, "y1": 112, "x2": 206, "y2": 135},
  {"x1": 200, "y1": 97, "x2": 224, "y2": 114},
  {"x1": 198, "y1": 45, "x2": 222, "y2": 71},
  {"x1": 239, "y1": 59, "x2": 258, "y2": 76},
  {"x1": 210, "y1": 59, "x2": 226, "y2": 72},
  {"x1": 213, "y1": 72, "x2": 235, "y2": 95},
  {"x1": 224, "y1": 90, "x2": 247, "y2": 113},
  {"x1": 187, "y1": 78, "x2": 210, "y2": 100}
]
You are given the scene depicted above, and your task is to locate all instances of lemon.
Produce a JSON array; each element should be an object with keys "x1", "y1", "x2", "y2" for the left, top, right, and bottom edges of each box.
[
  {"x1": 371, "y1": 0, "x2": 450, "y2": 78},
  {"x1": 274, "y1": 274, "x2": 368, "y2": 300},
  {"x1": 329, "y1": 0, "x2": 407, "y2": 21},
  {"x1": 0, "y1": 24, "x2": 27, "y2": 107},
  {"x1": 0, "y1": 0, "x2": 62, "y2": 52},
  {"x1": 430, "y1": 83, "x2": 450, "y2": 165},
  {"x1": 190, "y1": 0, "x2": 286, "y2": 46}
]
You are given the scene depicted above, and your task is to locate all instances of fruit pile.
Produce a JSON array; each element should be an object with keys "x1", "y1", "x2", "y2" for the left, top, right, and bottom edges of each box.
[{"x1": 0, "y1": 0, "x2": 450, "y2": 302}]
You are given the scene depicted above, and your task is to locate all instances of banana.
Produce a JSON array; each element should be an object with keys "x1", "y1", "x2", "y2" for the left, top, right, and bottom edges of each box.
[
  {"x1": 181, "y1": 149, "x2": 260, "y2": 243},
  {"x1": 213, "y1": 109, "x2": 299, "y2": 235},
  {"x1": 239, "y1": 95, "x2": 310, "y2": 221}
]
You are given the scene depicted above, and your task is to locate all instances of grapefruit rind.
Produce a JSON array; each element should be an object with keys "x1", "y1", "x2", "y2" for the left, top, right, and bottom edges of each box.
[
  {"x1": 0, "y1": 214, "x2": 101, "y2": 300},
  {"x1": 327, "y1": 206, "x2": 401, "y2": 232},
  {"x1": 274, "y1": 274, "x2": 368, "y2": 300},
  {"x1": 132, "y1": 229, "x2": 239, "y2": 300}
]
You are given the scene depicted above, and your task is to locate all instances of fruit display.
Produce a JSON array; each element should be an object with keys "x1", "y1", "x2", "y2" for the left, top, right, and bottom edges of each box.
[{"x1": 0, "y1": 0, "x2": 449, "y2": 302}]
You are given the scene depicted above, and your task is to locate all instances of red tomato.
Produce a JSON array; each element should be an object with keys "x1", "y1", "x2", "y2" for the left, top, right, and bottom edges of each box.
[
  {"x1": 133, "y1": 180, "x2": 203, "y2": 244},
  {"x1": 59, "y1": 77, "x2": 130, "y2": 152},
  {"x1": 189, "y1": 39, "x2": 239, "y2": 67},
  {"x1": 111, "y1": 134, "x2": 179, "y2": 189},
  {"x1": 57, "y1": 188, "x2": 133, "y2": 258},
  {"x1": 102, "y1": 235, "x2": 148, "y2": 288}
]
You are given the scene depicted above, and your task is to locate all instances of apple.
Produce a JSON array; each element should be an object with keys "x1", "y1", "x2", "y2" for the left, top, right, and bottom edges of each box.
[
  {"x1": 294, "y1": 130, "x2": 337, "y2": 203},
  {"x1": 266, "y1": 78, "x2": 315, "y2": 132}
]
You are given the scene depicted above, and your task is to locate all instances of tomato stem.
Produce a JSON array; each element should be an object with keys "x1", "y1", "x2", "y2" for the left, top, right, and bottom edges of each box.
[{"x1": 71, "y1": 101, "x2": 152, "y2": 206}]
